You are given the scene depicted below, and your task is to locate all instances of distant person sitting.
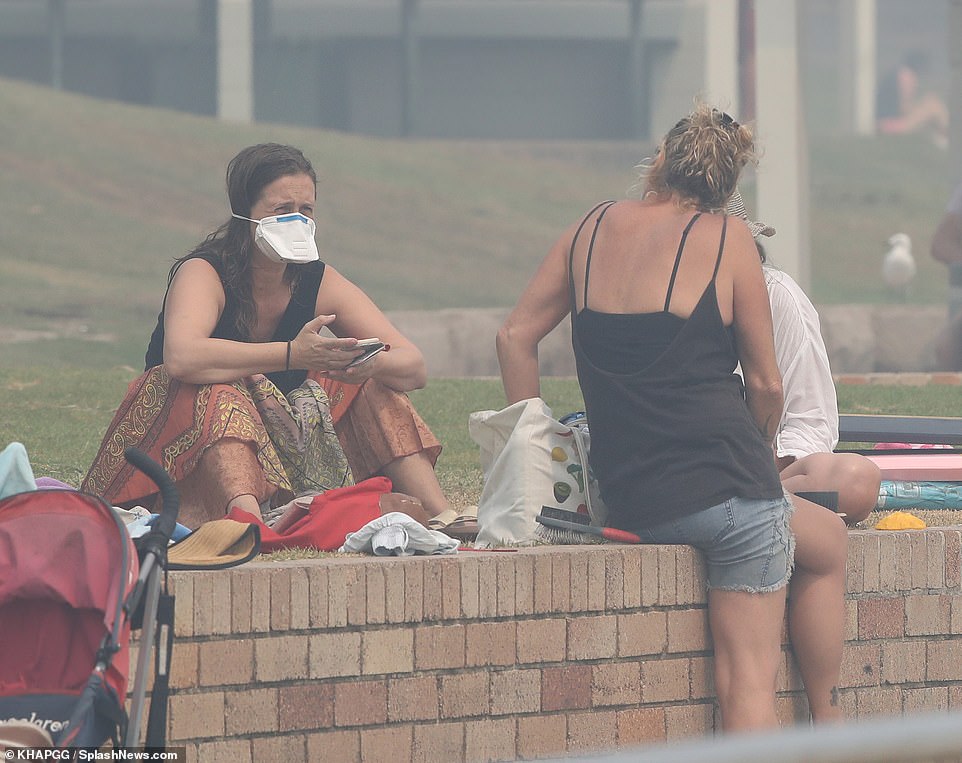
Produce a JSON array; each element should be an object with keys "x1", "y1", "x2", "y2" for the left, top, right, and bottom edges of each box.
[
  {"x1": 726, "y1": 191, "x2": 882, "y2": 524},
  {"x1": 932, "y1": 179, "x2": 962, "y2": 370},
  {"x1": 876, "y1": 52, "x2": 949, "y2": 148}
]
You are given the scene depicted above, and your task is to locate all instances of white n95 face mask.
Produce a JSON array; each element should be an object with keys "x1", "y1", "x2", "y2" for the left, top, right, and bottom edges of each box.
[{"x1": 232, "y1": 212, "x2": 319, "y2": 264}]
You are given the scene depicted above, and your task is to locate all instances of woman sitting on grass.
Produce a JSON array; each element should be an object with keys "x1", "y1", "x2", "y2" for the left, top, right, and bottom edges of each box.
[{"x1": 83, "y1": 142, "x2": 458, "y2": 531}]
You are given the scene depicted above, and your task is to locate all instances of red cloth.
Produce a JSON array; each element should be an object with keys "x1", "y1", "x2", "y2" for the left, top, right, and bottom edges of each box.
[{"x1": 227, "y1": 476, "x2": 390, "y2": 552}]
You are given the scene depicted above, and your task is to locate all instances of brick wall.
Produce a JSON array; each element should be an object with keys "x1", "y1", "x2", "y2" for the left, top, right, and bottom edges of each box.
[{"x1": 135, "y1": 527, "x2": 962, "y2": 762}]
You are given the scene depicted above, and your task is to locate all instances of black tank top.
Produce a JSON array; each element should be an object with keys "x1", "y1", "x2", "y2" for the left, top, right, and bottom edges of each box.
[
  {"x1": 570, "y1": 201, "x2": 783, "y2": 533},
  {"x1": 144, "y1": 256, "x2": 326, "y2": 395}
]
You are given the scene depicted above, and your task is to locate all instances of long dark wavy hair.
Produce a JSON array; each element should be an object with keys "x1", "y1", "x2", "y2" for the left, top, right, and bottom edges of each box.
[{"x1": 168, "y1": 143, "x2": 317, "y2": 340}]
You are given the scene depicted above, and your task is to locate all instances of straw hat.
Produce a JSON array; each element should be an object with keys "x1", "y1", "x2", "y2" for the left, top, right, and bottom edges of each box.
[
  {"x1": 166, "y1": 519, "x2": 260, "y2": 570},
  {"x1": 724, "y1": 189, "x2": 776, "y2": 238}
]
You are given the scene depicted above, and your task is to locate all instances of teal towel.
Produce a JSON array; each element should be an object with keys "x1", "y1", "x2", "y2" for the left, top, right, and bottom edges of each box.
[{"x1": 0, "y1": 442, "x2": 37, "y2": 500}]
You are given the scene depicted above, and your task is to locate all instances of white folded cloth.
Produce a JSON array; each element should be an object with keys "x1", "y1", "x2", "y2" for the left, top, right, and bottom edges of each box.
[{"x1": 340, "y1": 512, "x2": 460, "y2": 556}]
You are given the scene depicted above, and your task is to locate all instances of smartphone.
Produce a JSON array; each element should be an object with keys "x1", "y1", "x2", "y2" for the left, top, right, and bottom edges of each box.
[{"x1": 346, "y1": 338, "x2": 387, "y2": 368}]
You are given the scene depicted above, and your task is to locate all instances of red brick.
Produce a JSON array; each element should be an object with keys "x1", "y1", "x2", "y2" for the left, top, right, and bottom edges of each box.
[
  {"x1": 255, "y1": 633, "x2": 308, "y2": 681},
  {"x1": 640, "y1": 658, "x2": 691, "y2": 703},
  {"x1": 857, "y1": 597, "x2": 904, "y2": 640},
  {"x1": 567, "y1": 709, "x2": 617, "y2": 753},
  {"x1": 365, "y1": 563, "x2": 386, "y2": 624},
  {"x1": 334, "y1": 679, "x2": 387, "y2": 726},
  {"x1": 622, "y1": 548, "x2": 642, "y2": 608},
  {"x1": 269, "y1": 566, "x2": 291, "y2": 630},
  {"x1": 904, "y1": 686, "x2": 948, "y2": 713},
  {"x1": 459, "y1": 556, "x2": 480, "y2": 618},
  {"x1": 552, "y1": 553, "x2": 572, "y2": 612},
  {"x1": 855, "y1": 686, "x2": 903, "y2": 719},
  {"x1": 171, "y1": 641, "x2": 199, "y2": 690},
  {"x1": 440, "y1": 557, "x2": 462, "y2": 619},
  {"x1": 169, "y1": 691, "x2": 225, "y2": 740},
  {"x1": 415, "y1": 623, "x2": 465, "y2": 670},
  {"x1": 224, "y1": 687, "x2": 277, "y2": 735},
  {"x1": 346, "y1": 564, "x2": 367, "y2": 626},
  {"x1": 664, "y1": 702, "x2": 714, "y2": 741},
  {"x1": 513, "y1": 553, "x2": 535, "y2": 615},
  {"x1": 840, "y1": 643, "x2": 881, "y2": 688},
  {"x1": 618, "y1": 611, "x2": 668, "y2": 657},
  {"x1": 440, "y1": 671, "x2": 490, "y2": 718},
  {"x1": 278, "y1": 683, "x2": 335, "y2": 731},
  {"x1": 464, "y1": 718, "x2": 516, "y2": 762},
  {"x1": 412, "y1": 721, "x2": 463, "y2": 763},
  {"x1": 309, "y1": 631, "x2": 361, "y2": 678},
  {"x1": 533, "y1": 554, "x2": 554, "y2": 613},
  {"x1": 388, "y1": 675, "x2": 439, "y2": 722},
  {"x1": 604, "y1": 548, "x2": 624, "y2": 609},
  {"x1": 667, "y1": 608, "x2": 711, "y2": 653},
  {"x1": 657, "y1": 546, "x2": 678, "y2": 605},
  {"x1": 404, "y1": 560, "x2": 424, "y2": 622},
  {"x1": 904, "y1": 594, "x2": 951, "y2": 636},
  {"x1": 251, "y1": 570, "x2": 272, "y2": 632},
  {"x1": 926, "y1": 640, "x2": 962, "y2": 682},
  {"x1": 361, "y1": 725, "x2": 413, "y2": 763},
  {"x1": 592, "y1": 661, "x2": 640, "y2": 706},
  {"x1": 478, "y1": 556, "x2": 498, "y2": 617},
  {"x1": 307, "y1": 565, "x2": 329, "y2": 628},
  {"x1": 496, "y1": 556, "x2": 517, "y2": 616},
  {"x1": 466, "y1": 621, "x2": 516, "y2": 666},
  {"x1": 846, "y1": 533, "x2": 865, "y2": 593},
  {"x1": 306, "y1": 730, "x2": 360, "y2": 763},
  {"x1": 568, "y1": 550, "x2": 590, "y2": 612},
  {"x1": 251, "y1": 735, "x2": 306, "y2": 763},
  {"x1": 862, "y1": 534, "x2": 881, "y2": 592},
  {"x1": 517, "y1": 617, "x2": 566, "y2": 664},
  {"x1": 568, "y1": 614, "x2": 617, "y2": 660},
  {"x1": 490, "y1": 669, "x2": 541, "y2": 715},
  {"x1": 194, "y1": 739, "x2": 252, "y2": 763},
  {"x1": 362, "y1": 627, "x2": 414, "y2": 674},
  {"x1": 946, "y1": 531, "x2": 961, "y2": 588},
  {"x1": 230, "y1": 568, "x2": 252, "y2": 633},
  {"x1": 423, "y1": 559, "x2": 444, "y2": 621},
  {"x1": 618, "y1": 707, "x2": 666, "y2": 746},
  {"x1": 587, "y1": 551, "x2": 607, "y2": 611},
  {"x1": 290, "y1": 566, "x2": 310, "y2": 629},
  {"x1": 384, "y1": 560, "x2": 407, "y2": 623},
  {"x1": 775, "y1": 694, "x2": 811, "y2": 726},
  {"x1": 518, "y1": 714, "x2": 567, "y2": 759},
  {"x1": 543, "y1": 665, "x2": 592, "y2": 711},
  {"x1": 690, "y1": 655, "x2": 715, "y2": 699}
]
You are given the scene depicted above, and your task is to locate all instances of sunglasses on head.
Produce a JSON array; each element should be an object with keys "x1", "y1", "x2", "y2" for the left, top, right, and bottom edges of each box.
[{"x1": 713, "y1": 109, "x2": 739, "y2": 129}]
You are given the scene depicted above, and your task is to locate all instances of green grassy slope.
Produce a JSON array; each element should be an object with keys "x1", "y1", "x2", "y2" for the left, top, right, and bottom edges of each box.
[{"x1": 0, "y1": 76, "x2": 953, "y2": 370}]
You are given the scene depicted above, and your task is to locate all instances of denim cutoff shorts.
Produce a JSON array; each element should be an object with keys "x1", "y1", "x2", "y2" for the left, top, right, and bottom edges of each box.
[{"x1": 637, "y1": 491, "x2": 795, "y2": 592}]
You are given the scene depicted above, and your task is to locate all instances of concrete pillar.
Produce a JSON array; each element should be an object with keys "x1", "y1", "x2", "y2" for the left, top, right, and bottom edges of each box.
[
  {"x1": 217, "y1": 0, "x2": 254, "y2": 123},
  {"x1": 628, "y1": 0, "x2": 648, "y2": 139},
  {"x1": 400, "y1": 0, "x2": 420, "y2": 137},
  {"x1": 704, "y1": 0, "x2": 739, "y2": 116},
  {"x1": 48, "y1": 0, "x2": 65, "y2": 90},
  {"x1": 838, "y1": 0, "x2": 876, "y2": 135},
  {"x1": 949, "y1": 0, "x2": 962, "y2": 181},
  {"x1": 755, "y1": 0, "x2": 809, "y2": 289}
]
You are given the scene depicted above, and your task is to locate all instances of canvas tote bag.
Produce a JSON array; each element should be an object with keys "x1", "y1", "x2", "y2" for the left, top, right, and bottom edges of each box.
[{"x1": 468, "y1": 397, "x2": 606, "y2": 547}]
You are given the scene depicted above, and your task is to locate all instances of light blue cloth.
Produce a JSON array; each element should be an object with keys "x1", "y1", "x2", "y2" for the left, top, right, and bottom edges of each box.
[{"x1": 0, "y1": 442, "x2": 37, "y2": 500}]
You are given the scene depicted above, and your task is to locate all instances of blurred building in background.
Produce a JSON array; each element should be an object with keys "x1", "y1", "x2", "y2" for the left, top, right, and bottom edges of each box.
[{"x1": 0, "y1": 0, "x2": 951, "y2": 141}]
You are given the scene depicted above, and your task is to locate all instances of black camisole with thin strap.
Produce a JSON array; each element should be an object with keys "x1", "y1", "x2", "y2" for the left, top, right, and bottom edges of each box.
[
  {"x1": 570, "y1": 202, "x2": 783, "y2": 533},
  {"x1": 144, "y1": 256, "x2": 325, "y2": 395}
]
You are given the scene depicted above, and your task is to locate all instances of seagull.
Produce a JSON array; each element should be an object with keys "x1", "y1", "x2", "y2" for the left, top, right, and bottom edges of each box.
[{"x1": 882, "y1": 232, "x2": 916, "y2": 300}]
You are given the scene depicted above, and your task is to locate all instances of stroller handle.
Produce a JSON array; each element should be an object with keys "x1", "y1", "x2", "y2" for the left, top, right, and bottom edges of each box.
[{"x1": 124, "y1": 447, "x2": 180, "y2": 542}]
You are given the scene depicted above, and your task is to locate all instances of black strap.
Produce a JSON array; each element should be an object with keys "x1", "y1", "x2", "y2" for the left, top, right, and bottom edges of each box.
[
  {"x1": 567, "y1": 201, "x2": 617, "y2": 315},
  {"x1": 664, "y1": 212, "x2": 702, "y2": 312},
  {"x1": 712, "y1": 215, "x2": 729, "y2": 280}
]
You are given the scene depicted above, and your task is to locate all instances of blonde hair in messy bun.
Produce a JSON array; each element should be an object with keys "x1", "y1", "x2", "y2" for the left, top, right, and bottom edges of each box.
[{"x1": 641, "y1": 102, "x2": 756, "y2": 211}]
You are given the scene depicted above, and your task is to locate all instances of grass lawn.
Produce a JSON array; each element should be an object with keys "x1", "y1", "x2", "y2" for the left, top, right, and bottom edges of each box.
[{"x1": 3, "y1": 367, "x2": 961, "y2": 530}]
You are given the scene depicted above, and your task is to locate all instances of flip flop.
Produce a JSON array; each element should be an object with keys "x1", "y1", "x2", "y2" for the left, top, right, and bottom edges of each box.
[{"x1": 442, "y1": 506, "x2": 479, "y2": 542}]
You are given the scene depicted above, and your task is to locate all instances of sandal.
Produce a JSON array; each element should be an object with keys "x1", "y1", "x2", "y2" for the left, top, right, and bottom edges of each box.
[
  {"x1": 441, "y1": 506, "x2": 479, "y2": 542},
  {"x1": 427, "y1": 508, "x2": 460, "y2": 532}
]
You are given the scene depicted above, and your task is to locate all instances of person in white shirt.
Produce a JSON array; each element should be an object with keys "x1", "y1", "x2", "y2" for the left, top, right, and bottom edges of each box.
[{"x1": 727, "y1": 191, "x2": 881, "y2": 524}]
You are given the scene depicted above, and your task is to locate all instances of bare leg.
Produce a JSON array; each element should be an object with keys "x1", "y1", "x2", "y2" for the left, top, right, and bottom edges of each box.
[
  {"x1": 787, "y1": 496, "x2": 848, "y2": 723},
  {"x1": 780, "y1": 452, "x2": 881, "y2": 524},
  {"x1": 709, "y1": 586, "x2": 787, "y2": 732},
  {"x1": 176, "y1": 439, "x2": 269, "y2": 528}
]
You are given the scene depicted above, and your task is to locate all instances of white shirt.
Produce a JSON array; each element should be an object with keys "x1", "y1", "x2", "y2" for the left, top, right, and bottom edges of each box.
[{"x1": 765, "y1": 268, "x2": 839, "y2": 459}]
